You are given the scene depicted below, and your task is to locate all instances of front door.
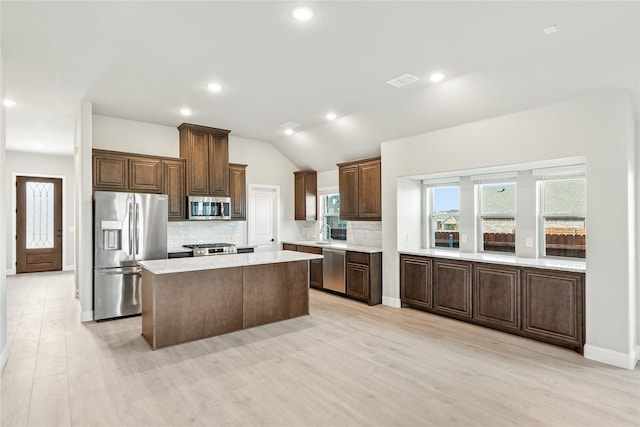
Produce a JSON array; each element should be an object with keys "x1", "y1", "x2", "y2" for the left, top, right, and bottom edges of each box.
[{"x1": 16, "y1": 176, "x2": 63, "y2": 273}]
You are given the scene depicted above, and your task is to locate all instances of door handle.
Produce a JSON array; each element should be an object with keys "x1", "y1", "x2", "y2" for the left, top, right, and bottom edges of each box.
[
  {"x1": 135, "y1": 203, "x2": 140, "y2": 255},
  {"x1": 128, "y1": 203, "x2": 133, "y2": 254},
  {"x1": 271, "y1": 238, "x2": 275, "y2": 242}
]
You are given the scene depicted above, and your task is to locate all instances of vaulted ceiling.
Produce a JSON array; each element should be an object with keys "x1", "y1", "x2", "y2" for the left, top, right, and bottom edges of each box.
[{"x1": 2, "y1": 1, "x2": 638, "y2": 171}]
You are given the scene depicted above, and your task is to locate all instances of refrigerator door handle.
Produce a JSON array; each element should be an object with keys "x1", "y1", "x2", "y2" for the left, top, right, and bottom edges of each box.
[
  {"x1": 95, "y1": 266, "x2": 142, "y2": 275},
  {"x1": 135, "y1": 202, "x2": 140, "y2": 255},
  {"x1": 128, "y1": 202, "x2": 133, "y2": 254}
]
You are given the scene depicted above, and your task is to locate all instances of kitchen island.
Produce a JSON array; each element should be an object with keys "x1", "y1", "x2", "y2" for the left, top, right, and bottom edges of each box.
[{"x1": 139, "y1": 251, "x2": 322, "y2": 349}]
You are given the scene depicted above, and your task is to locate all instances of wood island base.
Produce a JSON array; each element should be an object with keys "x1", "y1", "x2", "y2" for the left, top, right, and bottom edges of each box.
[{"x1": 141, "y1": 260, "x2": 309, "y2": 349}]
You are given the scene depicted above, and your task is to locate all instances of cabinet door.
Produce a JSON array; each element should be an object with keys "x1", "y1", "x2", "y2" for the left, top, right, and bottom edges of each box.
[
  {"x1": 433, "y1": 260, "x2": 472, "y2": 320},
  {"x1": 522, "y1": 269, "x2": 584, "y2": 349},
  {"x1": 163, "y1": 159, "x2": 186, "y2": 220},
  {"x1": 309, "y1": 259, "x2": 323, "y2": 289},
  {"x1": 93, "y1": 153, "x2": 128, "y2": 191},
  {"x1": 400, "y1": 255, "x2": 433, "y2": 310},
  {"x1": 129, "y1": 157, "x2": 162, "y2": 193},
  {"x1": 187, "y1": 130, "x2": 210, "y2": 195},
  {"x1": 209, "y1": 133, "x2": 230, "y2": 196},
  {"x1": 229, "y1": 164, "x2": 247, "y2": 220},
  {"x1": 358, "y1": 160, "x2": 381, "y2": 220},
  {"x1": 339, "y1": 165, "x2": 359, "y2": 220},
  {"x1": 473, "y1": 264, "x2": 521, "y2": 332},
  {"x1": 294, "y1": 173, "x2": 307, "y2": 220},
  {"x1": 346, "y1": 262, "x2": 369, "y2": 302}
]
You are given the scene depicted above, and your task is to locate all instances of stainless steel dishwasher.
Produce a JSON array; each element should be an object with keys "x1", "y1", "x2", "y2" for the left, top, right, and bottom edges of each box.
[{"x1": 322, "y1": 248, "x2": 345, "y2": 293}]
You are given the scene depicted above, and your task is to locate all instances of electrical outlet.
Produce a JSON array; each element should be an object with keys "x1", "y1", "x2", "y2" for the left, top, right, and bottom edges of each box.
[{"x1": 526, "y1": 237, "x2": 533, "y2": 248}]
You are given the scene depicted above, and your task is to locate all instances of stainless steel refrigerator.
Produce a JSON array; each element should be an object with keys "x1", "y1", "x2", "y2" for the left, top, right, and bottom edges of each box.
[{"x1": 94, "y1": 191, "x2": 168, "y2": 320}]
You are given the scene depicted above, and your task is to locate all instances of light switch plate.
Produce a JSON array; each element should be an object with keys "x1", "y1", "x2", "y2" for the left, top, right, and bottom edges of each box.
[
  {"x1": 406, "y1": 233, "x2": 412, "y2": 242},
  {"x1": 526, "y1": 237, "x2": 533, "y2": 247},
  {"x1": 460, "y1": 234, "x2": 468, "y2": 243}
]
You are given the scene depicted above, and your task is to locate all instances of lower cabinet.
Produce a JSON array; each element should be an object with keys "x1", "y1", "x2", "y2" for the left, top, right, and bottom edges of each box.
[
  {"x1": 400, "y1": 254, "x2": 585, "y2": 352},
  {"x1": 346, "y1": 251, "x2": 382, "y2": 305},
  {"x1": 286, "y1": 244, "x2": 323, "y2": 289},
  {"x1": 522, "y1": 269, "x2": 584, "y2": 350},
  {"x1": 473, "y1": 264, "x2": 521, "y2": 332},
  {"x1": 283, "y1": 244, "x2": 382, "y2": 304},
  {"x1": 400, "y1": 255, "x2": 432, "y2": 310},
  {"x1": 433, "y1": 259, "x2": 472, "y2": 320}
]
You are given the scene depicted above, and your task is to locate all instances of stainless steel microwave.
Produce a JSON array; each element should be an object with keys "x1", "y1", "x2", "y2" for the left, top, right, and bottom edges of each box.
[{"x1": 188, "y1": 196, "x2": 231, "y2": 220}]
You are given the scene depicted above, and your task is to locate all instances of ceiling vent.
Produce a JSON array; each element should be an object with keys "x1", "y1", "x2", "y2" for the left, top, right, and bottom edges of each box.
[
  {"x1": 280, "y1": 122, "x2": 301, "y2": 129},
  {"x1": 386, "y1": 73, "x2": 420, "y2": 88}
]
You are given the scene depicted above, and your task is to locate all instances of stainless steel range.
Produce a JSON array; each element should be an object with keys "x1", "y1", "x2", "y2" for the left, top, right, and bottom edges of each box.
[{"x1": 182, "y1": 243, "x2": 237, "y2": 257}]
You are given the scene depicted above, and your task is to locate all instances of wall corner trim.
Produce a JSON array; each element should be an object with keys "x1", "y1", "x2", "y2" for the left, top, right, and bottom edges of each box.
[
  {"x1": 382, "y1": 296, "x2": 401, "y2": 308},
  {"x1": 584, "y1": 344, "x2": 637, "y2": 370},
  {"x1": 80, "y1": 310, "x2": 94, "y2": 323},
  {"x1": 1, "y1": 343, "x2": 10, "y2": 372}
]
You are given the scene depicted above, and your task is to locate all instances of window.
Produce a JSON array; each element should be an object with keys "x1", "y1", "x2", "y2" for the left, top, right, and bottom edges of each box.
[
  {"x1": 539, "y1": 178, "x2": 586, "y2": 258},
  {"x1": 478, "y1": 182, "x2": 516, "y2": 253},
  {"x1": 429, "y1": 185, "x2": 460, "y2": 248},
  {"x1": 321, "y1": 194, "x2": 347, "y2": 241}
]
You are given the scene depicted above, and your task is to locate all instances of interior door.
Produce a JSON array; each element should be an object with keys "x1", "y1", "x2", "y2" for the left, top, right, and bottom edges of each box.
[
  {"x1": 249, "y1": 187, "x2": 278, "y2": 252},
  {"x1": 16, "y1": 176, "x2": 63, "y2": 273}
]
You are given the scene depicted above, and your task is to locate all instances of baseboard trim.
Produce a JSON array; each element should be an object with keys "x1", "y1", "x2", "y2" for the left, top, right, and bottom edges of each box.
[
  {"x1": 63, "y1": 265, "x2": 75, "y2": 272},
  {"x1": 584, "y1": 344, "x2": 637, "y2": 370},
  {"x1": 6, "y1": 268, "x2": 15, "y2": 276},
  {"x1": 382, "y1": 296, "x2": 401, "y2": 308},
  {"x1": 1, "y1": 342, "x2": 10, "y2": 371},
  {"x1": 80, "y1": 310, "x2": 94, "y2": 323}
]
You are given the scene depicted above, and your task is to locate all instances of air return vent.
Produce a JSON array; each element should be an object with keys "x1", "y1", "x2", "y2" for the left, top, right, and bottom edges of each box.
[{"x1": 385, "y1": 73, "x2": 420, "y2": 88}]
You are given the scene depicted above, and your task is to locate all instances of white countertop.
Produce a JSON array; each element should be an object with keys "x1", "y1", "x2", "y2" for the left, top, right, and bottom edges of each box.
[
  {"x1": 140, "y1": 250, "x2": 322, "y2": 274},
  {"x1": 282, "y1": 240, "x2": 382, "y2": 253},
  {"x1": 399, "y1": 248, "x2": 586, "y2": 273}
]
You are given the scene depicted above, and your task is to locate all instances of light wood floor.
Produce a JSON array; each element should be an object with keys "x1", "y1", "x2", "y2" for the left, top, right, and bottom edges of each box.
[{"x1": 1, "y1": 271, "x2": 639, "y2": 426}]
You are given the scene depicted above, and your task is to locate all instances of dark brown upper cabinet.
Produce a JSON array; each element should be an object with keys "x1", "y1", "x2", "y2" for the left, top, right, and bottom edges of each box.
[
  {"x1": 229, "y1": 163, "x2": 247, "y2": 220},
  {"x1": 337, "y1": 156, "x2": 381, "y2": 221},
  {"x1": 294, "y1": 170, "x2": 317, "y2": 221},
  {"x1": 92, "y1": 149, "x2": 187, "y2": 220},
  {"x1": 163, "y1": 158, "x2": 186, "y2": 220},
  {"x1": 178, "y1": 123, "x2": 230, "y2": 197}
]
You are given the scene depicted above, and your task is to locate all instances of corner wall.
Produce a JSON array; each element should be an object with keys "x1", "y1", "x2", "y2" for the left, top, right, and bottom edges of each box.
[
  {"x1": 0, "y1": 5, "x2": 9, "y2": 370},
  {"x1": 381, "y1": 92, "x2": 637, "y2": 369}
]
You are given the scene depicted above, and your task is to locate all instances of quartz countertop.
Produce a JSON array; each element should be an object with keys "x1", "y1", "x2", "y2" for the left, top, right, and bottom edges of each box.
[
  {"x1": 140, "y1": 250, "x2": 322, "y2": 274},
  {"x1": 399, "y1": 248, "x2": 586, "y2": 273},
  {"x1": 282, "y1": 240, "x2": 382, "y2": 254}
]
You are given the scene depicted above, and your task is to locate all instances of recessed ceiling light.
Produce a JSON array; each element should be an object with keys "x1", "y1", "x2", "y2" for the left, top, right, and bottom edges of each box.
[
  {"x1": 208, "y1": 83, "x2": 222, "y2": 93},
  {"x1": 291, "y1": 6, "x2": 314, "y2": 22},
  {"x1": 284, "y1": 128, "x2": 294, "y2": 136},
  {"x1": 326, "y1": 112, "x2": 337, "y2": 121},
  {"x1": 3, "y1": 99, "x2": 16, "y2": 107},
  {"x1": 542, "y1": 25, "x2": 558, "y2": 35},
  {"x1": 429, "y1": 72, "x2": 445, "y2": 83},
  {"x1": 179, "y1": 108, "x2": 192, "y2": 116}
]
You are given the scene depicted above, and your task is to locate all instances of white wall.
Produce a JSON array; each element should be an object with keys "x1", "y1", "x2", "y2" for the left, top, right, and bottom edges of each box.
[
  {"x1": 381, "y1": 92, "x2": 637, "y2": 369},
  {"x1": 92, "y1": 115, "x2": 179, "y2": 157},
  {"x1": 76, "y1": 102, "x2": 93, "y2": 321},
  {"x1": 0, "y1": 6, "x2": 9, "y2": 370},
  {"x1": 4, "y1": 152, "x2": 75, "y2": 272}
]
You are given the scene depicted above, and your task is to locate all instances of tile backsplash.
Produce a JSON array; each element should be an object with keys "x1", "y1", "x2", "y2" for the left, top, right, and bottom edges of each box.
[
  {"x1": 167, "y1": 221, "x2": 246, "y2": 248},
  {"x1": 347, "y1": 221, "x2": 382, "y2": 247}
]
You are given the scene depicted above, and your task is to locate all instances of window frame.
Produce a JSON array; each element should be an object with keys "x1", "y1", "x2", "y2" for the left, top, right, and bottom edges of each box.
[
  {"x1": 537, "y1": 175, "x2": 586, "y2": 259},
  {"x1": 425, "y1": 182, "x2": 460, "y2": 250},
  {"x1": 476, "y1": 180, "x2": 517, "y2": 253}
]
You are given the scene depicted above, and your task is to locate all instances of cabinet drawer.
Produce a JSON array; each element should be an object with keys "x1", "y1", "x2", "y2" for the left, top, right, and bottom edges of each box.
[
  {"x1": 297, "y1": 245, "x2": 322, "y2": 255},
  {"x1": 282, "y1": 243, "x2": 297, "y2": 251},
  {"x1": 347, "y1": 251, "x2": 369, "y2": 265}
]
